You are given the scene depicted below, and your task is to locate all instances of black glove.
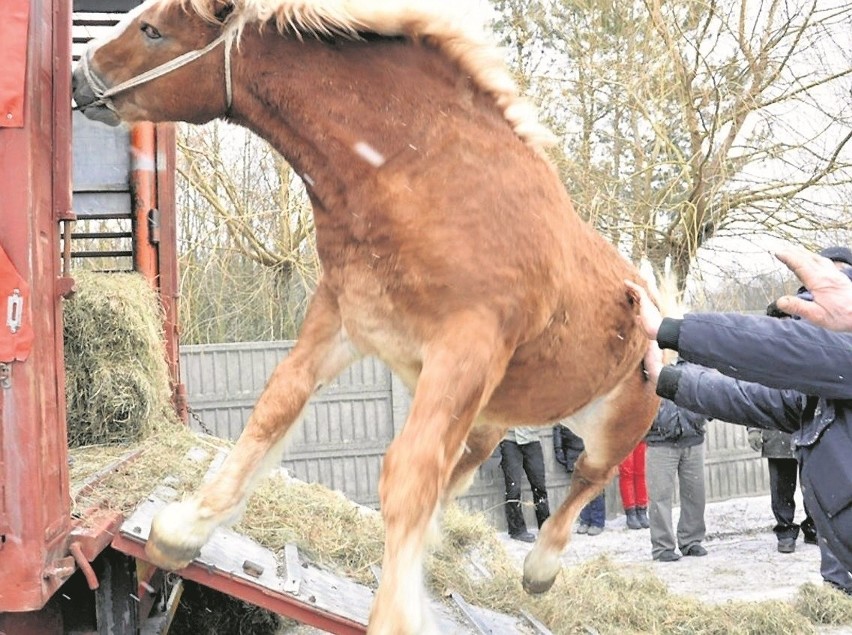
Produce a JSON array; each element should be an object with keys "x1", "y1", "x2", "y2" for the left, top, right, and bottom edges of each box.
[{"x1": 554, "y1": 449, "x2": 566, "y2": 467}]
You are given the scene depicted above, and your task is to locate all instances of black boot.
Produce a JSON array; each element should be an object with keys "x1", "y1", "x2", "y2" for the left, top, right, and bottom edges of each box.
[
  {"x1": 636, "y1": 506, "x2": 650, "y2": 529},
  {"x1": 625, "y1": 507, "x2": 642, "y2": 530}
]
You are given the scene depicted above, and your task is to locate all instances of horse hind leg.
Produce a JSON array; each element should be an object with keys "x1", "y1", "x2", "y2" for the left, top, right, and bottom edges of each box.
[
  {"x1": 522, "y1": 365, "x2": 658, "y2": 594},
  {"x1": 145, "y1": 285, "x2": 356, "y2": 570},
  {"x1": 442, "y1": 422, "x2": 507, "y2": 506}
]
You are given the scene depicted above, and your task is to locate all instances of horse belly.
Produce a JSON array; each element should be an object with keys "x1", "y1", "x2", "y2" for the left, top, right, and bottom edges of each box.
[
  {"x1": 484, "y1": 318, "x2": 646, "y2": 426},
  {"x1": 336, "y1": 287, "x2": 423, "y2": 389}
]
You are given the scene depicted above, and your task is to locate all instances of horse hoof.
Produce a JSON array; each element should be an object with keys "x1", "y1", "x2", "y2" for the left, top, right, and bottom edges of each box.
[
  {"x1": 522, "y1": 574, "x2": 557, "y2": 595},
  {"x1": 144, "y1": 535, "x2": 199, "y2": 571}
]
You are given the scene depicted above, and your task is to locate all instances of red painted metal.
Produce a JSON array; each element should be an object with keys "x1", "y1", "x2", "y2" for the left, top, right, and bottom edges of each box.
[
  {"x1": 1, "y1": 2, "x2": 359, "y2": 631},
  {"x1": 69, "y1": 543, "x2": 100, "y2": 591},
  {"x1": 0, "y1": 248, "x2": 34, "y2": 362},
  {"x1": 0, "y1": 0, "x2": 74, "y2": 612},
  {"x1": 112, "y1": 533, "x2": 369, "y2": 635},
  {"x1": 131, "y1": 123, "x2": 159, "y2": 284},
  {"x1": 0, "y1": 3, "x2": 30, "y2": 128},
  {"x1": 153, "y1": 123, "x2": 188, "y2": 422}
]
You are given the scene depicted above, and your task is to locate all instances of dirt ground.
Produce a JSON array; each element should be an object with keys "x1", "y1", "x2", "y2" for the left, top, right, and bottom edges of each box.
[{"x1": 498, "y1": 493, "x2": 852, "y2": 632}]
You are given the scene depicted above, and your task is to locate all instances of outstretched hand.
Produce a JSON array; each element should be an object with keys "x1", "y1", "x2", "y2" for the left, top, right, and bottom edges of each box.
[
  {"x1": 774, "y1": 247, "x2": 852, "y2": 332},
  {"x1": 625, "y1": 280, "x2": 663, "y2": 340}
]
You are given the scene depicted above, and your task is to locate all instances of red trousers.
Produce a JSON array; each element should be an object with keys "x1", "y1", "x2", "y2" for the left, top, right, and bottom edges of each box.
[{"x1": 619, "y1": 441, "x2": 648, "y2": 508}]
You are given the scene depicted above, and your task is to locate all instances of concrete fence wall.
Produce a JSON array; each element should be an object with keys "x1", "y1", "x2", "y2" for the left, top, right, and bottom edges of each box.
[{"x1": 180, "y1": 341, "x2": 770, "y2": 531}]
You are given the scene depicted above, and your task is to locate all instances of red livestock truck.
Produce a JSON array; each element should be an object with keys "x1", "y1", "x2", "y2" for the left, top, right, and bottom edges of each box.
[
  {"x1": 0, "y1": 1, "x2": 184, "y2": 632},
  {"x1": 0, "y1": 2, "x2": 372, "y2": 633}
]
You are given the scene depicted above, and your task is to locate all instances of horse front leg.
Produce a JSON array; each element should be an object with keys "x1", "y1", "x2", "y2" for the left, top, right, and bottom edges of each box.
[
  {"x1": 522, "y1": 365, "x2": 659, "y2": 594},
  {"x1": 368, "y1": 315, "x2": 512, "y2": 635},
  {"x1": 145, "y1": 284, "x2": 356, "y2": 570}
]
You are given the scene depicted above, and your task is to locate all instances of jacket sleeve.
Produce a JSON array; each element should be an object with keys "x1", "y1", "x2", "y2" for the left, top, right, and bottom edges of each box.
[
  {"x1": 659, "y1": 314, "x2": 852, "y2": 400},
  {"x1": 656, "y1": 362, "x2": 803, "y2": 434}
]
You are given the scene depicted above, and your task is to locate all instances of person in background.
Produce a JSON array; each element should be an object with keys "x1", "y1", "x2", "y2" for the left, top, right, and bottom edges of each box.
[
  {"x1": 645, "y1": 394, "x2": 709, "y2": 562},
  {"x1": 626, "y1": 245, "x2": 852, "y2": 592},
  {"x1": 553, "y1": 422, "x2": 584, "y2": 475},
  {"x1": 500, "y1": 426, "x2": 550, "y2": 542},
  {"x1": 747, "y1": 428, "x2": 817, "y2": 553},
  {"x1": 619, "y1": 442, "x2": 649, "y2": 529},
  {"x1": 553, "y1": 423, "x2": 606, "y2": 536}
]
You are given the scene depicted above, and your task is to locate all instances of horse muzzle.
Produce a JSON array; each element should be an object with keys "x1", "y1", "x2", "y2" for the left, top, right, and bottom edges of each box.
[{"x1": 71, "y1": 63, "x2": 122, "y2": 126}]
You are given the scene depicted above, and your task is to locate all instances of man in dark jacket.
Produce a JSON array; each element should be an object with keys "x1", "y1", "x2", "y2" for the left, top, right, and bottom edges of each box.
[
  {"x1": 625, "y1": 246, "x2": 852, "y2": 593},
  {"x1": 645, "y1": 394, "x2": 709, "y2": 562},
  {"x1": 747, "y1": 427, "x2": 817, "y2": 553}
]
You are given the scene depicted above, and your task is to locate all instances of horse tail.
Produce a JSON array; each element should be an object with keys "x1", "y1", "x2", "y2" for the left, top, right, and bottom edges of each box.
[{"x1": 638, "y1": 257, "x2": 686, "y2": 364}]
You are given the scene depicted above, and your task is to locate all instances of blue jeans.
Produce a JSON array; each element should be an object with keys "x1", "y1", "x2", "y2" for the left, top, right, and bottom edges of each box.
[{"x1": 579, "y1": 493, "x2": 606, "y2": 528}]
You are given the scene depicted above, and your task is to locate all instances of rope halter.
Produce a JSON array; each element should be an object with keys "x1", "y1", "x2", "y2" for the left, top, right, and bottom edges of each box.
[{"x1": 79, "y1": 29, "x2": 235, "y2": 116}]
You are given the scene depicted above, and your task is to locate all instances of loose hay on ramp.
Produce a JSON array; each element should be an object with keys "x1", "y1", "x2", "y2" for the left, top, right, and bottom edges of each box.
[
  {"x1": 63, "y1": 271, "x2": 178, "y2": 447},
  {"x1": 69, "y1": 427, "x2": 851, "y2": 634}
]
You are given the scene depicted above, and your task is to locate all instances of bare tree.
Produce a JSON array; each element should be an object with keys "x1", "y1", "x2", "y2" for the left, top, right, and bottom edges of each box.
[
  {"x1": 492, "y1": 0, "x2": 852, "y2": 291},
  {"x1": 176, "y1": 122, "x2": 319, "y2": 343}
]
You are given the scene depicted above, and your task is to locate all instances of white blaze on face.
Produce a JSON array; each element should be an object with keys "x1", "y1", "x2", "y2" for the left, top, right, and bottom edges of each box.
[{"x1": 353, "y1": 141, "x2": 386, "y2": 167}]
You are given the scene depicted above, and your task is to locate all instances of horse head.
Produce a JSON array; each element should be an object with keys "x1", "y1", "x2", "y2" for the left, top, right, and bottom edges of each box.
[{"x1": 72, "y1": 0, "x2": 236, "y2": 126}]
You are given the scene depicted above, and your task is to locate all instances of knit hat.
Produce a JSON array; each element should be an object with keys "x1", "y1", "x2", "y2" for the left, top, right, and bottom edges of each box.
[{"x1": 818, "y1": 246, "x2": 852, "y2": 267}]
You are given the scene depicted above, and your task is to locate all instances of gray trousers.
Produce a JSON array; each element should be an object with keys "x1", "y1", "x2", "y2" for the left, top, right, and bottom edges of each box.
[{"x1": 647, "y1": 443, "x2": 706, "y2": 558}]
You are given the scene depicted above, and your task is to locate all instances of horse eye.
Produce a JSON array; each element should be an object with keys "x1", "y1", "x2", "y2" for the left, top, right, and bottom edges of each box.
[{"x1": 140, "y1": 23, "x2": 162, "y2": 40}]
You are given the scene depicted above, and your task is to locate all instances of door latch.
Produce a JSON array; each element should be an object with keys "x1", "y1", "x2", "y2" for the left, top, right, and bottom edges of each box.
[{"x1": 6, "y1": 289, "x2": 23, "y2": 334}]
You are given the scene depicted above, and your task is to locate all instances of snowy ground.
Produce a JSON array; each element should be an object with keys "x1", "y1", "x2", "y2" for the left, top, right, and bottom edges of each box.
[
  {"x1": 499, "y1": 494, "x2": 827, "y2": 605},
  {"x1": 282, "y1": 493, "x2": 852, "y2": 634}
]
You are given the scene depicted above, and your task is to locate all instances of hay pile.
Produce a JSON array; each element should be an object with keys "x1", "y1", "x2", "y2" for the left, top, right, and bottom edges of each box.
[{"x1": 63, "y1": 272, "x2": 178, "y2": 447}]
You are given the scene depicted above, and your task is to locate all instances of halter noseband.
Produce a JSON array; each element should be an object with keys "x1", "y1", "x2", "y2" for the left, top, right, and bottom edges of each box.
[{"x1": 80, "y1": 29, "x2": 235, "y2": 115}]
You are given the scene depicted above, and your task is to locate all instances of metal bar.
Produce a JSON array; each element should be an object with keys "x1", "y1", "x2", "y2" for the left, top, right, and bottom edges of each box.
[
  {"x1": 520, "y1": 609, "x2": 555, "y2": 635},
  {"x1": 72, "y1": 448, "x2": 145, "y2": 501},
  {"x1": 111, "y1": 533, "x2": 368, "y2": 635},
  {"x1": 70, "y1": 542, "x2": 100, "y2": 590},
  {"x1": 130, "y1": 124, "x2": 158, "y2": 284},
  {"x1": 70, "y1": 231, "x2": 133, "y2": 239},
  {"x1": 449, "y1": 591, "x2": 492, "y2": 635},
  {"x1": 70, "y1": 250, "x2": 133, "y2": 258},
  {"x1": 70, "y1": 211, "x2": 133, "y2": 219}
]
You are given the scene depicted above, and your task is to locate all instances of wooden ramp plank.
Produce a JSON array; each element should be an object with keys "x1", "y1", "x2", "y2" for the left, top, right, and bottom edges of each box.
[{"x1": 115, "y1": 479, "x2": 540, "y2": 634}]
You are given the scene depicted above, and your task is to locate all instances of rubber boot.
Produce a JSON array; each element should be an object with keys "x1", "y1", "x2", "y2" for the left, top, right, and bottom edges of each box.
[
  {"x1": 625, "y1": 507, "x2": 642, "y2": 530},
  {"x1": 636, "y1": 506, "x2": 650, "y2": 529}
]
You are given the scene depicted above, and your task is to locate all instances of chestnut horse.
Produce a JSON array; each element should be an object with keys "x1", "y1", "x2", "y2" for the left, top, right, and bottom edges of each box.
[{"x1": 73, "y1": 1, "x2": 659, "y2": 632}]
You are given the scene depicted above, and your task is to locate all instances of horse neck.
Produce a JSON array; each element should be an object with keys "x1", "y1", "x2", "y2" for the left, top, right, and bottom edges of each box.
[{"x1": 227, "y1": 30, "x2": 497, "y2": 214}]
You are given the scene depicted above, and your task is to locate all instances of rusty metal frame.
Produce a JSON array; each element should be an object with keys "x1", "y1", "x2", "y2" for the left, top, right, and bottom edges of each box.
[{"x1": 112, "y1": 533, "x2": 368, "y2": 634}]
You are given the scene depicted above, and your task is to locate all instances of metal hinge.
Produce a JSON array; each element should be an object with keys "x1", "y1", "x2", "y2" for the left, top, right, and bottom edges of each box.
[{"x1": 6, "y1": 289, "x2": 23, "y2": 334}]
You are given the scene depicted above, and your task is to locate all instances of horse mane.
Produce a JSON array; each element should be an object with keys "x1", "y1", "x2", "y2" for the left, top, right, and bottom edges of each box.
[{"x1": 183, "y1": 0, "x2": 557, "y2": 156}]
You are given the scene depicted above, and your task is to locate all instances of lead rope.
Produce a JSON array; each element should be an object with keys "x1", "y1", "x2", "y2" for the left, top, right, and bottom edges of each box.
[{"x1": 80, "y1": 28, "x2": 234, "y2": 113}]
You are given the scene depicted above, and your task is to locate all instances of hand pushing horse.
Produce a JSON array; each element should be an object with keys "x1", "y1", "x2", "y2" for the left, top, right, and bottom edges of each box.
[{"x1": 73, "y1": 2, "x2": 660, "y2": 632}]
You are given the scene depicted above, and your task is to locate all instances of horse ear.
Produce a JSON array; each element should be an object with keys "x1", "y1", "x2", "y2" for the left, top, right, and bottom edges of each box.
[{"x1": 213, "y1": 1, "x2": 234, "y2": 23}]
